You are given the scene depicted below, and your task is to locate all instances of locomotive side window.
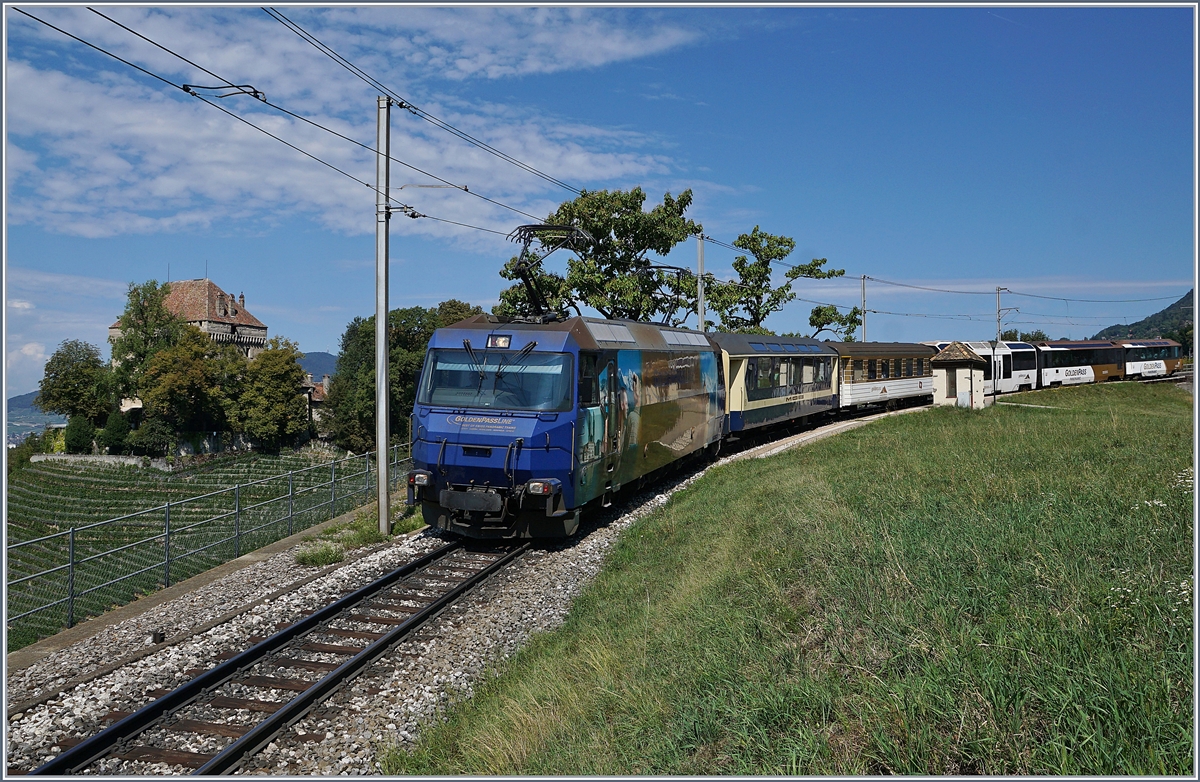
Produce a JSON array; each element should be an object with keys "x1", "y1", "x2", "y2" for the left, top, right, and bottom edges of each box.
[{"x1": 579, "y1": 353, "x2": 600, "y2": 407}]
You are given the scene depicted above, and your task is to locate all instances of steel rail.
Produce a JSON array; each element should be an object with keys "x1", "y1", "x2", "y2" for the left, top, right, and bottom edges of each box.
[
  {"x1": 194, "y1": 540, "x2": 531, "y2": 775},
  {"x1": 28, "y1": 539, "x2": 465, "y2": 775}
]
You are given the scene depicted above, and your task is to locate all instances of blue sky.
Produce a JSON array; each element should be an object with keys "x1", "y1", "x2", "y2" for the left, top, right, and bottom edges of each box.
[{"x1": 4, "y1": 4, "x2": 1195, "y2": 396}]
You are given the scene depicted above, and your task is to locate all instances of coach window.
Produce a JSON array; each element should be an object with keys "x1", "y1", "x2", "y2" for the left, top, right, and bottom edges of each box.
[
  {"x1": 1012, "y1": 351, "x2": 1036, "y2": 372},
  {"x1": 880, "y1": 359, "x2": 890, "y2": 379},
  {"x1": 745, "y1": 359, "x2": 757, "y2": 395},
  {"x1": 759, "y1": 358, "x2": 774, "y2": 389},
  {"x1": 867, "y1": 359, "x2": 876, "y2": 380},
  {"x1": 852, "y1": 359, "x2": 864, "y2": 382},
  {"x1": 982, "y1": 359, "x2": 992, "y2": 381}
]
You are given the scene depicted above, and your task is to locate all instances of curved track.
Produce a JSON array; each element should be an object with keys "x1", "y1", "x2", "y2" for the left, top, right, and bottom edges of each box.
[{"x1": 28, "y1": 540, "x2": 529, "y2": 776}]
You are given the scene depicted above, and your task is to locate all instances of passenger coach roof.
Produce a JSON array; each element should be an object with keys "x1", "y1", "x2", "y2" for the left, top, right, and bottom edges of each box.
[
  {"x1": 707, "y1": 332, "x2": 837, "y2": 356},
  {"x1": 825, "y1": 342, "x2": 938, "y2": 358}
]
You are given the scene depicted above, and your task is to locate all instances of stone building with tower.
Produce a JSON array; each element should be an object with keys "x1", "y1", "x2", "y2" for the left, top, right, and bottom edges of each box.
[{"x1": 109, "y1": 278, "x2": 268, "y2": 358}]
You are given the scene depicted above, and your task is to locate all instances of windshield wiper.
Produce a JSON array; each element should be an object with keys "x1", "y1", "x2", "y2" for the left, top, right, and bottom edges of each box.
[
  {"x1": 462, "y1": 339, "x2": 487, "y2": 389},
  {"x1": 493, "y1": 342, "x2": 538, "y2": 388}
]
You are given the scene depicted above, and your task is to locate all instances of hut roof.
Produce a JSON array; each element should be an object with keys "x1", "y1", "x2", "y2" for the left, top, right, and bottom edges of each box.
[{"x1": 931, "y1": 341, "x2": 987, "y2": 365}]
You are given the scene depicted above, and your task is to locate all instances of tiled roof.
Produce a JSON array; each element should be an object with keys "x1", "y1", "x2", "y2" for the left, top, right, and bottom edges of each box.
[
  {"x1": 110, "y1": 279, "x2": 267, "y2": 330},
  {"x1": 931, "y1": 341, "x2": 987, "y2": 365},
  {"x1": 161, "y1": 279, "x2": 266, "y2": 328}
]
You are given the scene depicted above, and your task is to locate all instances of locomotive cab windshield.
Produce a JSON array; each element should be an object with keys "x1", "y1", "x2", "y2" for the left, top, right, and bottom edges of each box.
[{"x1": 417, "y1": 348, "x2": 574, "y2": 412}]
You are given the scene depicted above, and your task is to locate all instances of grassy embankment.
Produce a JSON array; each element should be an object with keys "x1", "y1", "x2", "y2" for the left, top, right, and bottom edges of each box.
[{"x1": 383, "y1": 382, "x2": 1193, "y2": 775}]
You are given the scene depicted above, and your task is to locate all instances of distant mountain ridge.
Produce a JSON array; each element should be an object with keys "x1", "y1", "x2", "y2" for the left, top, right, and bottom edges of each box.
[
  {"x1": 298, "y1": 351, "x2": 337, "y2": 380},
  {"x1": 1091, "y1": 290, "x2": 1193, "y2": 340},
  {"x1": 7, "y1": 390, "x2": 41, "y2": 412}
]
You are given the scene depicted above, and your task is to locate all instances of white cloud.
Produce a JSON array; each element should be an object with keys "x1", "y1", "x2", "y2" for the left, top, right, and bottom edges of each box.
[
  {"x1": 4, "y1": 7, "x2": 695, "y2": 245},
  {"x1": 8, "y1": 300, "x2": 34, "y2": 310}
]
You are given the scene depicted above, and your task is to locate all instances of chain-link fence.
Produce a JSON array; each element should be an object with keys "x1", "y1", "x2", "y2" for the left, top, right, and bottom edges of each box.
[{"x1": 6, "y1": 445, "x2": 410, "y2": 651}]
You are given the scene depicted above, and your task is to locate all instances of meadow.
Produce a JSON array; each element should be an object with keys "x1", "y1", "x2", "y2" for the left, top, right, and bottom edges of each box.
[{"x1": 383, "y1": 382, "x2": 1194, "y2": 775}]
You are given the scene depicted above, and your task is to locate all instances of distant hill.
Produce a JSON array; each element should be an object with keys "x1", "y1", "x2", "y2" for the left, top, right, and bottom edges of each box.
[
  {"x1": 299, "y1": 351, "x2": 337, "y2": 380},
  {"x1": 7, "y1": 390, "x2": 42, "y2": 413},
  {"x1": 6, "y1": 391, "x2": 66, "y2": 443},
  {"x1": 1092, "y1": 290, "x2": 1193, "y2": 340}
]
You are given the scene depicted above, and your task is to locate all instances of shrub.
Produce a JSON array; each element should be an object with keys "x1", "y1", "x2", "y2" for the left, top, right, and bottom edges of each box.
[
  {"x1": 64, "y1": 416, "x2": 95, "y2": 454},
  {"x1": 97, "y1": 411, "x2": 131, "y2": 454},
  {"x1": 128, "y1": 416, "x2": 173, "y2": 456}
]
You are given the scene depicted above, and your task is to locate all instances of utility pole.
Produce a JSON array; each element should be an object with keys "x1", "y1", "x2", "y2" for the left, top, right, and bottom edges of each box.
[
  {"x1": 375, "y1": 96, "x2": 391, "y2": 536},
  {"x1": 696, "y1": 234, "x2": 705, "y2": 331},
  {"x1": 861, "y1": 275, "x2": 867, "y2": 342},
  {"x1": 996, "y1": 286, "x2": 1003, "y2": 342}
]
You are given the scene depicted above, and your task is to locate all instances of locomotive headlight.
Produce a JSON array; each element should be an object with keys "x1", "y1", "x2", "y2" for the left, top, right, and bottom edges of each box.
[
  {"x1": 526, "y1": 479, "x2": 561, "y2": 496},
  {"x1": 408, "y1": 471, "x2": 432, "y2": 487}
]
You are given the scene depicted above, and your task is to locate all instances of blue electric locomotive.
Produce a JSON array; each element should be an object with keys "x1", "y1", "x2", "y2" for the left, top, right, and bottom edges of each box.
[{"x1": 406, "y1": 314, "x2": 725, "y2": 539}]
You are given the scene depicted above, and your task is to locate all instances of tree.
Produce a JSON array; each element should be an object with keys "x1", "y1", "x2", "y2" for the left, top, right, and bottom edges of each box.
[
  {"x1": 708, "y1": 226, "x2": 846, "y2": 334},
  {"x1": 1001, "y1": 328, "x2": 1049, "y2": 342},
  {"x1": 64, "y1": 415, "x2": 95, "y2": 454},
  {"x1": 97, "y1": 410, "x2": 131, "y2": 455},
  {"x1": 140, "y1": 326, "x2": 237, "y2": 433},
  {"x1": 109, "y1": 280, "x2": 185, "y2": 400},
  {"x1": 806, "y1": 305, "x2": 863, "y2": 341},
  {"x1": 35, "y1": 340, "x2": 112, "y2": 427},
  {"x1": 325, "y1": 300, "x2": 484, "y2": 452},
  {"x1": 236, "y1": 337, "x2": 310, "y2": 451},
  {"x1": 435, "y1": 299, "x2": 485, "y2": 327},
  {"x1": 128, "y1": 415, "x2": 174, "y2": 456},
  {"x1": 493, "y1": 257, "x2": 576, "y2": 319},
  {"x1": 541, "y1": 187, "x2": 702, "y2": 322}
]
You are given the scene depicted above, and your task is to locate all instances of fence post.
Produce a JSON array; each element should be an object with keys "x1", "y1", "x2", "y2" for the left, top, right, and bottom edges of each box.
[
  {"x1": 164, "y1": 502, "x2": 171, "y2": 588},
  {"x1": 331, "y1": 460, "x2": 337, "y2": 518},
  {"x1": 234, "y1": 484, "x2": 241, "y2": 558},
  {"x1": 288, "y1": 471, "x2": 294, "y2": 537},
  {"x1": 364, "y1": 452, "x2": 370, "y2": 498},
  {"x1": 67, "y1": 527, "x2": 76, "y2": 629}
]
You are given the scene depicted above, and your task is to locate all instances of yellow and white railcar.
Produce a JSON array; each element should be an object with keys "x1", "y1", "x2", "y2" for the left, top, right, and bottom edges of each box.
[
  {"x1": 707, "y1": 333, "x2": 838, "y2": 433},
  {"x1": 828, "y1": 342, "x2": 937, "y2": 408}
]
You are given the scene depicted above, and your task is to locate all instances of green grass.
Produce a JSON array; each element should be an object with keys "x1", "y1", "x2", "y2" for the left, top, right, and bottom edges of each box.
[
  {"x1": 295, "y1": 542, "x2": 345, "y2": 567},
  {"x1": 381, "y1": 382, "x2": 1193, "y2": 775},
  {"x1": 293, "y1": 501, "x2": 424, "y2": 567}
]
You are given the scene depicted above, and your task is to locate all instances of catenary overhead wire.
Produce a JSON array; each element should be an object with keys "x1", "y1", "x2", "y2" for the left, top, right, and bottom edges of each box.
[
  {"x1": 15, "y1": 7, "x2": 509, "y2": 239},
  {"x1": 262, "y1": 6, "x2": 583, "y2": 196},
  {"x1": 86, "y1": 6, "x2": 544, "y2": 223}
]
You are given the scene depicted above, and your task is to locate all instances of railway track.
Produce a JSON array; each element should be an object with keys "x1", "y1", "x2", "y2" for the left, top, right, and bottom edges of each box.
[{"x1": 27, "y1": 540, "x2": 529, "y2": 776}]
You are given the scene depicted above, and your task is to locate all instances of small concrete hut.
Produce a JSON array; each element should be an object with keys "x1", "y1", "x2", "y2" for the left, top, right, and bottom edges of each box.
[{"x1": 931, "y1": 341, "x2": 991, "y2": 409}]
